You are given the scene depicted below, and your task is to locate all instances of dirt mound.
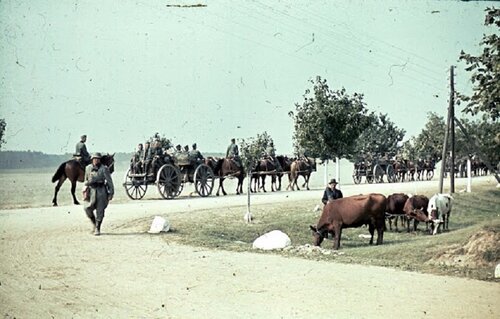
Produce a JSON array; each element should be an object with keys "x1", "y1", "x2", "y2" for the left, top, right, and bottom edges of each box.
[{"x1": 428, "y1": 228, "x2": 500, "y2": 268}]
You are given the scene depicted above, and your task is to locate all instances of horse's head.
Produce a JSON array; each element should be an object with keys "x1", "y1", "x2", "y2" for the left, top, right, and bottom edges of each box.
[{"x1": 101, "y1": 153, "x2": 115, "y2": 174}]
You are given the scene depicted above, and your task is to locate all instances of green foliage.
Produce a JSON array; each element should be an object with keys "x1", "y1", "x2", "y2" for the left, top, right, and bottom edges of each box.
[
  {"x1": 239, "y1": 132, "x2": 273, "y2": 172},
  {"x1": 458, "y1": 7, "x2": 500, "y2": 121},
  {"x1": 353, "y1": 112, "x2": 406, "y2": 157},
  {"x1": 150, "y1": 132, "x2": 172, "y2": 150},
  {"x1": 404, "y1": 112, "x2": 446, "y2": 161},
  {"x1": 289, "y1": 76, "x2": 371, "y2": 161},
  {"x1": 458, "y1": 118, "x2": 500, "y2": 165},
  {"x1": 0, "y1": 118, "x2": 6, "y2": 150}
]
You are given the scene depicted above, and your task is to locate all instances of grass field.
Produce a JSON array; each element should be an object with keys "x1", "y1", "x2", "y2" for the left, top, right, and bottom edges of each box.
[{"x1": 129, "y1": 185, "x2": 500, "y2": 281}]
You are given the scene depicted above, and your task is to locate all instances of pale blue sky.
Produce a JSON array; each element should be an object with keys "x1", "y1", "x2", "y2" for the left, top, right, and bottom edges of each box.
[{"x1": 0, "y1": 0, "x2": 496, "y2": 155}]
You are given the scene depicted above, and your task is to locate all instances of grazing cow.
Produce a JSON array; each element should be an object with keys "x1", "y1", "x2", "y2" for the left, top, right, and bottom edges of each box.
[
  {"x1": 386, "y1": 193, "x2": 409, "y2": 232},
  {"x1": 402, "y1": 195, "x2": 429, "y2": 232},
  {"x1": 310, "y1": 193, "x2": 386, "y2": 250},
  {"x1": 427, "y1": 194, "x2": 453, "y2": 235}
]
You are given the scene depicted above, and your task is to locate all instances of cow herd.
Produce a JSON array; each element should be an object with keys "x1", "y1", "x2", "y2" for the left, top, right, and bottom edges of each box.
[{"x1": 311, "y1": 192, "x2": 453, "y2": 250}]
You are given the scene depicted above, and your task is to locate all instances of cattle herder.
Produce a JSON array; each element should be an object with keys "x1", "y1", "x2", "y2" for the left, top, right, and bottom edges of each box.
[
  {"x1": 83, "y1": 152, "x2": 114, "y2": 236},
  {"x1": 321, "y1": 178, "x2": 343, "y2": 205}
]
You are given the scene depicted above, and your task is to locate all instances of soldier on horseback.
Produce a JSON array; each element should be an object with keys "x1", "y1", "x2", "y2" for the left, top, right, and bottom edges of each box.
[
  {"x1": 74, "y1": 135, "x2": 91, "y2": 168},
  {"x1": 226, "y1": 138, "x2": 241, "y2": 167},
  {"x1": 265, "y1": 141, "x2": 282, "y2": 172}
]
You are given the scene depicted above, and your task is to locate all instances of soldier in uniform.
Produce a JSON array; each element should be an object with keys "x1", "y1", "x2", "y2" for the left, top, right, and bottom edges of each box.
[
  {"x1": 265, "y1": 141, "x2": 282, "y2": 172},
  {"x1": 131, "y1": 143, "x2": 144, "y2": 173},
  {"x1": 75, "y1": 135, "x2": 91, "y2": 167},
  {"x1": 226, "y1": 138, "x2": 241, "y2": 167},
  {"x1": 189, "y1": 143, "x2": 204, "y2": 165},
  {"x1": 142, "y1": 141, "x2": 153, "y2": 175},
  {"x1": 82, "y1": 153, "x2": 114, "y2": 236},
  {"x1": 151, "y1": 140, "x2": 165, "y2": 173}
]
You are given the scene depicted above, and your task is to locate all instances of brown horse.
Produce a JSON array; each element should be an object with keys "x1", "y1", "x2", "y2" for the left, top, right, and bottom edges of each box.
[
  {"x1": 287, "y1": 157, "x2": 316, "y2": 191},
  {"x1": 276, "y1": 155, "x2": 292, "y2": 191},
  {"x1": 51, "y1": 154, "x2": 115, "y2": 206},
  {"x1": 251, "y1": 159, "x2": 277, "y2": 193},
  {"x1": 213, "y1": 158, "x2": 245, "y2": 196}
]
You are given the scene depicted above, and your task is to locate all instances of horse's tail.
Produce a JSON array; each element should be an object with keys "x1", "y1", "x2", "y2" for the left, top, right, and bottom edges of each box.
[{"x1": 51, "y1": 162, "x2": 67, "y2": 183}]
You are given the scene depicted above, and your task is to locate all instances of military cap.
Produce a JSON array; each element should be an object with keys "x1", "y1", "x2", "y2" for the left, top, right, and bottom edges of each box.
[
  {"x1": 81, "y1": 134, "x2": 87, "y2": 139},
  {"x1": 192, "y1": 143, "x2": 197, "y2": 148},
  {"x1": 91, "y1": 152, "x2": 102, "y2": 159}
]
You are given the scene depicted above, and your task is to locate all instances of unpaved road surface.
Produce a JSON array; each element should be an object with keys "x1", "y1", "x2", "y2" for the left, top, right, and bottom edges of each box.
[{"x1": 1, "y1": 176, "x2": 499, "y2": 318}]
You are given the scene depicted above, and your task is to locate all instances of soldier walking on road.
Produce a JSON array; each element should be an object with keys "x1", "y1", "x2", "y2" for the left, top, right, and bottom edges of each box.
[{"x1": 83, "y1": 153, "x2": 114, "y2": 236}]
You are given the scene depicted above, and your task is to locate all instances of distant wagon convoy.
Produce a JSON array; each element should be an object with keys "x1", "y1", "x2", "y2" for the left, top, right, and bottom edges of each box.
[
  {"x1": 352, "y1": 153, "x2": 435, "y2": 184},
  {"x1": 51, "y1": 153, "x2": 115, "y2": 206}
]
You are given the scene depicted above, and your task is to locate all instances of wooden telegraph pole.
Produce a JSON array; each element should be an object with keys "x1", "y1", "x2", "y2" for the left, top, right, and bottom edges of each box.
[
  {"x1": 450, "y1": 66, "x2": 455, "y2": 193},
  {"x1": 439, "y1": 66, "x2": 455, "y2": 194}
]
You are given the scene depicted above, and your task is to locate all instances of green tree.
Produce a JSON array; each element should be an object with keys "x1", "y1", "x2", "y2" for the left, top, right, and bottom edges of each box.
[
  {"x1": 412, "y1": 112, "x2": 447, "y2": 161},
  {"x1": 289, "y1": 76, "x2": 372, "y2": 162},
  {"x1": 458, "y1": 118, "x2": 500, "y2": 165},
  {"x1": 0, "y1": 119, "x2": 6, "y2": 150},
  {"x1": 353, "y1": 112, "x2": 406, "y2": 158},
  {"x1": 458, "y1": 7, "x2": 500, "y2": 121},
  {"x1": 239, "y1": 132, "x2": 273, "y2": 222}
]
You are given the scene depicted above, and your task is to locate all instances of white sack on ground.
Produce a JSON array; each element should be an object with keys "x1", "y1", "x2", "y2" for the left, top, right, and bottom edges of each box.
[
  {"x1": 148, "y1": 216, "x2": 170, "y2": 234},
  {"x1": 252, "y1": 230, "x2": 291, "y2": 250}
]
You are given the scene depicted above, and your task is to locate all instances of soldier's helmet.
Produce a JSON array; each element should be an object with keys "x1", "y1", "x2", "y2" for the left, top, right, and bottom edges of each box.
[
  {"x1": 231, "y1": 138, "x2": 235, "y2": 143},
  {"x1": 176, "y1": 144, "x2": 181, "y2": 150},
  {"x1": 81, "y1": 134, "x2": 87, "y2": 140},
  {"x1": 192, "y1": 143, "x2": 197, "y2": 149},
  {"x1": 91, "y1": 152, "x2": 102, "y2": 159},
  {"x1": 184, "y1": 145, "x2": 189, "y2": 151}
]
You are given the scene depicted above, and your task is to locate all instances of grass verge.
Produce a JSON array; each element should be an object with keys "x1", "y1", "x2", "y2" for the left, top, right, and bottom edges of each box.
[{"x1": 132, "y1": 185, "x2": 500, "y2": 281}]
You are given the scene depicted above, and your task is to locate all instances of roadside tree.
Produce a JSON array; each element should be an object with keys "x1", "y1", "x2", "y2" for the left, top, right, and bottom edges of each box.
[
  {"x1": 289, "y1": 76, "x2": 372, "y2": 162},
  {"x1": 458, "y1": 7, "x2": 500, "y2": 121}
]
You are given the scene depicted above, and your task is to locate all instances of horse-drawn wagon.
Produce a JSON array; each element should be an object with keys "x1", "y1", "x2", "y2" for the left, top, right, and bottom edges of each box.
[
  {"x1": 352, "y1": 156, "x2": 397, "y2": 184},
  {"x1": 123, "y1": 153, "x2": 215, "y2": 200}
]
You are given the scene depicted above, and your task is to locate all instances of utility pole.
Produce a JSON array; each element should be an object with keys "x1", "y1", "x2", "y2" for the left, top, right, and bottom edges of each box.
[
  {"x1": 450, "y1": 66, "x2": 455, "y2": 193},
  {"x1": 439, "y1": 66, "x2": 455, "y2": 193}
]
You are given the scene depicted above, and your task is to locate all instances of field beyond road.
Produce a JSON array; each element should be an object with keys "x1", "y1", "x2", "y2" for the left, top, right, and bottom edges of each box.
[{"x1": 0, "y1": 170, "x2": 499, "y2": 318}]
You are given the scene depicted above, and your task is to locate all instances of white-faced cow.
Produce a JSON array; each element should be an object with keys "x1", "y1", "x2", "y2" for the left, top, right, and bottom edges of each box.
[
  {"x1": 402, "y1": 195, "x2": 429, "y2": 232},
  {"x1": 310, "y1": 193, "x2": 386, "y2": 250},
  {"x1": 427, "y1": 193, "x2": 453, "y2": 235}
]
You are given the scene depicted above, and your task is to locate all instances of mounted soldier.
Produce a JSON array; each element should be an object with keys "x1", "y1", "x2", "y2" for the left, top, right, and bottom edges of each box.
[
  {"x1": 264, "y1": 141, "x2": 282, "y2": 172},
  {"x1": 226, "y1": 138, "x2": 241, "y2": 167},
  {"x1": 74, "y1": 135, "x2": 91, "y2": 168}
]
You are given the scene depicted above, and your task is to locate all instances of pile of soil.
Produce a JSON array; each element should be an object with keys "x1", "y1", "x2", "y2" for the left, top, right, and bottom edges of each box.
[{"x1": 428, "y1": 228, "x2": 500, "y2": 268}]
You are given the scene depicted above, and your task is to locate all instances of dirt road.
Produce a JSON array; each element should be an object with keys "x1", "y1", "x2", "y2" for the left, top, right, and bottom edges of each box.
[{"x1": 1, "y1": 176, "x2": 499, "y2": 318}]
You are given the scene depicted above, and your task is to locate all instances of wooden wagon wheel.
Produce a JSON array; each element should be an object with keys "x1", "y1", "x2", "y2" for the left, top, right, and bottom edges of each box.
[
  {"x1": 373, "y1": 164, "x2": 384, "y2": 183},
  {"x1": 426, "y1": 169, "x2": 434, "y2": 180},
  {"x1": 386, "y1": 165, "x2": 396, "y2": 183},
  {"x1": 352, "y1": 169, "x2": 362, "y2": 184},
  {"x1": 156, "y1": 164, "x2": 182, "y2": 199},
  {"x1": 123, "y1": 168, "x2": 147, "y2": 200},
  {"x1": 194, "y1": 164, "x2": 215, "y2": 197}
]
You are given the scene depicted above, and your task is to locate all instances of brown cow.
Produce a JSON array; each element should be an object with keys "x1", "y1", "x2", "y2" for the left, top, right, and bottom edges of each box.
[
  {"x1": 386, "y1": 193, "x2": 409, "y2": 232},
  {"x1": 310, "y1": 193, "x2": 386, "y2": 250},
  {"x1": 402, "y1": 195, "x2": 429, "y2": 232}
]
